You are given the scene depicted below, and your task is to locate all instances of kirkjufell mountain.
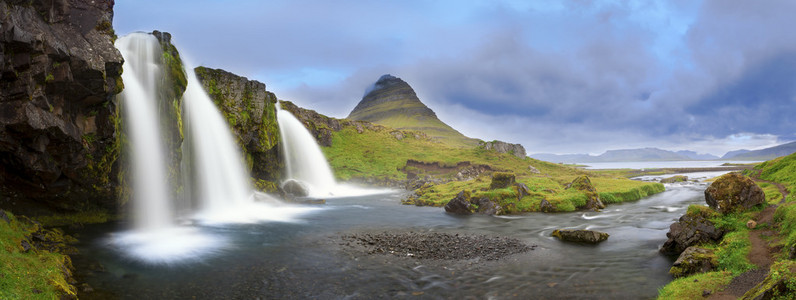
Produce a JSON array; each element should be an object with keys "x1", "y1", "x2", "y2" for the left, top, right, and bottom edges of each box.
[{"x1": 348, "y1": 74, "x2": 479, "y2": 148}]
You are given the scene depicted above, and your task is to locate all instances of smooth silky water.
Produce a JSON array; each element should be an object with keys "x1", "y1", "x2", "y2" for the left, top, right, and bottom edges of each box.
[{"x1": 72, "y1": 181, "x2": 711, "y2": 299}]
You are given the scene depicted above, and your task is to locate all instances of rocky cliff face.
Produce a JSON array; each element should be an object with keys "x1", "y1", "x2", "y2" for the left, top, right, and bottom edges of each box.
[
  {"x1": 479, "y1": 140, "x2": 526, "y2": 158},
  {"x1": 194, "y1": 67, "x2": 282, "y2": 191},
  {"x1": 0, "y1": 0, "x2": 124, "y2": 212},
  {"x1": 348, "y1": 74, "x2": 478, "y2": 148}
]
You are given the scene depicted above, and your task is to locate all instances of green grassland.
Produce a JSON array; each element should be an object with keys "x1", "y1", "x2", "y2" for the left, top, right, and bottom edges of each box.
[{"x1": 321, "y1": 124, "x2": 664, "y2": 213}]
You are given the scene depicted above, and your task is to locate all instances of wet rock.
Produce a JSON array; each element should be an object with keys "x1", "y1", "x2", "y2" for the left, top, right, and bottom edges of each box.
[
  {"x1": 661, "y1": 175, "x2": 688, "y2": 183},
  {"x1": 660, "y1": 205, "x2": 725, "y2": 255},
  {"x1": 489, "y1": 172, "x2": 515, "y2": 189},
  {"x1": 443, "y1": 191, "x2": 503, "y2": 215},
  {"x1": 281, "y1": 179, "x2": 309, "y2": 197},
  {"x1": 704, "y1": 173, "x2": 765, "y2": 214},
  {"x1": 0, "y1": 0, "x2": 124, "y2": 211},
  {"x1": 669, "y1": 247, "x2": 717, "y2": 278},
  {"x1": 566, "y1": 175, "x2": 605, "y2": 211},
  {"x1": 551, "y1": 229, "x2": 609, "y2": 244}
]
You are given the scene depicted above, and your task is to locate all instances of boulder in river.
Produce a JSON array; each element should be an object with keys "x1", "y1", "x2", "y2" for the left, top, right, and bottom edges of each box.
[
  {"x1": 281, "y1": 179, "x2": 309, "y2": 197},
  {"x1": 661, "y1": 175, "x2": 688, "y2": 183},
  {"x1": 669, "y1": 246, "x2": 717, "y2": 278},
  {"x1": 551, "y1": 229, "x2": 609, "y2": 244},
  {"x1": 660, "y1": 205, "x2": 725, "y2": 255},
  {"x1": 704, "y1": 173, "x2": 765, "y2": 214}
]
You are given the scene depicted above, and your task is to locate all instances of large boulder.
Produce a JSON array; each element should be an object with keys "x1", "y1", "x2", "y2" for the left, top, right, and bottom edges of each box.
[
  {"x1": 0, "y1": 0, "x2": 124, "y2": 211},
  {"x1": 444, "y1": 190, "x2": 503, "y2": 215},
  {"x1": 704, "y1": 173, "x2": 765, "y2": 214},
  {"x1": 281, "y1": 179, "x2": 309, "y2": 197},
  {"x1": 566, "y1": 175, "x2": 605, "y2": 211},
  {"x1": 660, "y1": 205, "x2": 725, "y2": 255},
  {"x1": 551, "y1": 229, "x2": 609, "y2": 244},
  {"x1": 669, "y1": 246, "x2": 717, "y2": 278},
  {"x1": 661, "y1": 175, "x2": 688, "y2": 183},
  {"x1": 489, "y1": 172, "x2": 515, "y2": 189}
]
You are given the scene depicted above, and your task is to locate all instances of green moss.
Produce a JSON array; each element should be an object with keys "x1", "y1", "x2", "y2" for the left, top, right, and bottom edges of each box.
[
  {"x1": 33, "y1": 210, "x2": 112, "y2": 227},
  {"x1": 657, "y1": 271, "x2": 733, "y2": 300},
  {"x1": 0, "y1": 211, "x2": 77, "y2": 299},
  {"x1": 741, "y1": 260, "x2": 796, "y2": 299}
]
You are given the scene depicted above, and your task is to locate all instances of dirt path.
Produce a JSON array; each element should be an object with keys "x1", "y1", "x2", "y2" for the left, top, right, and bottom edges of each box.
[{"x1": 708, "y1": 176, "x2": 788, "y2": 299}]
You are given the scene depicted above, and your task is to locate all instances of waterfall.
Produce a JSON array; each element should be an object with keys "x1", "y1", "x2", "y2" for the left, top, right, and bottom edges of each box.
[
  {"x1": 182, "y1": 65, "x2": 254, "y2": 217},
  {"x1": 277, "y1": 108, "x2": 337, "y2": 197},
  {"x1": 116, "y1": 33, "x2": 174, "y2": 232}
]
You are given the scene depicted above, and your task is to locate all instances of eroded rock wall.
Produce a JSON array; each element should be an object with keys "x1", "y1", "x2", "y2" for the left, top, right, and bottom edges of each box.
[
  {"x1": 194, "y1": 66, "x2": 282, "y2": 191},
  {"x1": 0, "y1": 0, "x2": 123, "y2": 212}
]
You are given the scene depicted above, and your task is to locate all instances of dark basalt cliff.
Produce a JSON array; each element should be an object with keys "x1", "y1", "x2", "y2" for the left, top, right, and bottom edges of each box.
[
  {"x1": 194, "y1": 67, "x2": 282, "y2": 191},
  {"x1": 0, "y1": 0, "x2": 124, "y2": 212}
]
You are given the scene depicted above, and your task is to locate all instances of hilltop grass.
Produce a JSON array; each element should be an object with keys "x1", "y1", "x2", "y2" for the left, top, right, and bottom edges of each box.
[
  {"x1": 322, "y1": 125, "x2": 664, "y2": 213},
  {"x1": 0, "y1": 211, "x2": 76, "y2": 299}
]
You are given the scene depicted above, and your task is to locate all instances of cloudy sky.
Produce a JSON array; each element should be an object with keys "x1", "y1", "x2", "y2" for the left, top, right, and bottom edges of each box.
[{"x1": 114, "y1": 0, "x2": 796, "y2": 156}]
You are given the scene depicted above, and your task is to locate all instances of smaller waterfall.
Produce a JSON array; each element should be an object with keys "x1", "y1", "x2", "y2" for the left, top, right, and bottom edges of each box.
[{"x1": 277, "y1": 108, "x2": 338, "y2": 197}]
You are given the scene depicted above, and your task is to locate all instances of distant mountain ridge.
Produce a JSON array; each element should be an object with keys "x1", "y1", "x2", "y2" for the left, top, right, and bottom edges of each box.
[
  {"x1": 531, "y1": 147, "x2": 718, "y2": 163},
  {"x1": 722, "y1": 141, "x2": 796, "y2": 160},
  {"x1": 348, "y1": 74, "x2": 479, "y2": 148}
]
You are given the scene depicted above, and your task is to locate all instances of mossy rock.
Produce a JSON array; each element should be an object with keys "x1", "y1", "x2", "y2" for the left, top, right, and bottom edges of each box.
[
  {"x1": 566, "y1": 175, "x2": 604, "y2": 211},
  {"x1": 669, "y1": 246, "x2": 718, "y2": 278},
  {"x1": 660, "y1": 205, "x2": 726, "y2": 255},
  {"x1": 661, "y1": 175, "x2": 688, "y2": 183},
  {"x1": 489, "y1": 172, "x2": 515, "y2": 189},
  {"x1": 705, "y1": 173, "x2": 765, "y2": 214},
  {"x1": 551, "y1": 229, "x2": 609, "y2": 244}
]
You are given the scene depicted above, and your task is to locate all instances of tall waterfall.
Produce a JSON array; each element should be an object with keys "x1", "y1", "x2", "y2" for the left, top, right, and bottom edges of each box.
[
  {"x1": 277, "y1": 108, "x2": 337, "y2": 197},
  {"x1": 116, "y1": 33, "x2": 174, "y2": 232}
]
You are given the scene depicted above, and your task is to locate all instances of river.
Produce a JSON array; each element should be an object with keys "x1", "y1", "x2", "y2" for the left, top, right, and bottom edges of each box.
[{"x1": 71, "y1": 177, "x2": 722, "y2": 299}]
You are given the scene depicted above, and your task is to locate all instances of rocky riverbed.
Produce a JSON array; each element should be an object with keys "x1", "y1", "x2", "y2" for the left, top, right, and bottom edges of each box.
[{"x1": 342, "y1": 232, "x2": 535, "y2": 260}]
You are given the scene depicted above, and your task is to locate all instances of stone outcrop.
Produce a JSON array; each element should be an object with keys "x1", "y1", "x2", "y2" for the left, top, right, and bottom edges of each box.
[
  {"x1": 347, "y1": 74, "x2": 479, "y2": 147},
  {"x1": 278, "y1": 100, "x2": 342, "y2": 147},
  {"x1": 566, "y1": 175, "x2": 605, "y2": 211},
  {"x1": 704, "y1": 172, "x2": 765, "y2": 214},
  {"x1": 489, "y1": 172, "x2": 515, "y2": 189},
  {"x1": 0, "y1": 0, "x2": 124, "y2": 211},
  {"x1": 194, "y1": 67, "x2": 281, "y2": 191},
  {"x1": 479, "y1": 140, "x2": 527, "y2": 159},
  {"x1": 551, "y1": 229, "x2": 609, "y2": 244},
  {"x1": 660, "y1": 205, "x2": 725, "y2": 255},
  {"x1": 669, "y1": 246, "x2": 717, "y2": 278},
  {"x1": 444, "y1": 190, "x2": 503, "y2": 215}
]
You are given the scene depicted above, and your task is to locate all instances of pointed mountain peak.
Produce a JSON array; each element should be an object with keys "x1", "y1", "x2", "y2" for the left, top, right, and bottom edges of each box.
[{"x1": 348, "y1": 74, "x2": 478, "y2": 148}]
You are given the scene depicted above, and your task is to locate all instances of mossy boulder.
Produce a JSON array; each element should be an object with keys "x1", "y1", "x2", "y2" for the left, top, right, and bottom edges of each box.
[
  {"x1": 660, "y1": 205, "x2": 725, "y2": 255},
  {"x1": 490, "y1": 172, "x2": 515, "y2": 189},
  {"x1": 566, "y1": 175, "x2": 605, "y2": 211},
  {"x1": 551, "y1": 229, "x2": 609, "y2": 244},
  {"x1": 661, "y1": 175, "x2": 688, "y2": 183},
  {"x1": 705, "y1": 173, "x2": 765, "y2": 214},
  {"x1": 669, "y1": 246, "x2": 718, "y2": 278},
  {"x1": 444, "y1": 190, "x2": 503, "y2": 215}
]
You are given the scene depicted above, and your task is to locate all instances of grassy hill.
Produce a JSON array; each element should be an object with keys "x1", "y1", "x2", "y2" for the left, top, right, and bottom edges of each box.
[
  {"x1": 347, "y1": 74, "x2": 480, "y2": 148},
  {"x1": 291, "y1": 102, "x2": 665, "y2": 213}
]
